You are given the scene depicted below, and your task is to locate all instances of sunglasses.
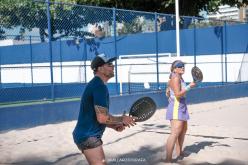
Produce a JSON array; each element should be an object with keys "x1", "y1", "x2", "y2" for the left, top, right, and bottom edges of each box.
[
  {"x1": 176, "y1": 65, "x2": 184, "y2": 68},
  {"x1": 174, "y1": 63, "x2": 185, "y2": 68}
]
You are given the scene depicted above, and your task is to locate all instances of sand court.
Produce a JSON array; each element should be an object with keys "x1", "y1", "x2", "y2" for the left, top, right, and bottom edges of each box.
[{"x1": 1, "y1": 97, "x2": 248, "y2": 165}]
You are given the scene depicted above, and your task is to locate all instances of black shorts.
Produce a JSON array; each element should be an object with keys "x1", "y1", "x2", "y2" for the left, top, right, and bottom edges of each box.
[{"x1": 76, "y1": 137, "x2": 103, "y2": 151}]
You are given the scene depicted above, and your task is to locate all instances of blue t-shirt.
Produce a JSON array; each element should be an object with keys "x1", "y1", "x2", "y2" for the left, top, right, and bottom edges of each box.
[{"x1": 72, "y1": 76, "x2": 109, "y2": 144}]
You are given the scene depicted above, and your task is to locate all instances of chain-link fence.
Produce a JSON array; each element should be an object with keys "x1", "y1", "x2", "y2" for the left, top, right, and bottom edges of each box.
[{"x1": 0, "y1": 1, "x2": 247, "y2": 104}]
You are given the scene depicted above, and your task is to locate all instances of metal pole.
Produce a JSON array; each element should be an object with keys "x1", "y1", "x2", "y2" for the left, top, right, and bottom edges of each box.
[
  {"x1": 155, "y1": 12, "x2": 160, "y2": 90},
  {"x1": 224, "y1": 21, "x2": 227, "y2": 83},
  {"x1": 193, "y1": 17, "x2": 196, "y2": 66},
  {"x1": 46, "y1": 0, "x2": 54, "y2": 100},
  {"x1": 0, "y1": 46, "x2": 2, "y2": 88},
  {"x1": 128, "y1": 68, "x2": 131, "y2": 94},
  {"x1": 175, "y1": 0, "x2": 180, "y2": 57},
  {"x1": 59, "y1": 38, "x2": 63, "y2": 84},
  {"x1": 84, "y1": 41, "x2": 87, "y2": 83},
  {"x1": 221, "y1": 24, "x2": 224, "y2": 85},
  {"x1": 29, "y1": 36, "x2": 34, "y2": 86},
  {"x1": 119, "y1": 56, "x2": 122, "y2": 95},
  {"x1": 113, "y1": 8, "x2": 119, "y2": 95}
]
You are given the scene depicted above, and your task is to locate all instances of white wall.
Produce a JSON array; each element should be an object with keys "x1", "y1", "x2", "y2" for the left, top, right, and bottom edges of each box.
[{"x1": 0, "y1": 53, "x2": 244, "y2": 84}]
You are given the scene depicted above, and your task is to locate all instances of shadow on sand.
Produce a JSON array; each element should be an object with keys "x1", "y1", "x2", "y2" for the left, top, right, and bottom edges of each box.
[{"x1": 4, "y1": 123, "x2": 246, "y2": 165}]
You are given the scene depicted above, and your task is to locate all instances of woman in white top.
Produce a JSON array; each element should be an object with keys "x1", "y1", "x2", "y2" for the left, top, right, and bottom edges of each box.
[{"x1": 165, "y1": 60, "x2": 196, "y2": 162}]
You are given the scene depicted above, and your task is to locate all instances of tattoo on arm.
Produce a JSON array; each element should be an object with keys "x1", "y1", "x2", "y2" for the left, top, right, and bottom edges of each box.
[
  {"x1": 95, "y1": 105, "x2": 108, "y2": 115},
  {"x1": 106, "y1": 115, "x2": 123, "y2": 125},
  {"x1": 94, "y1": 105, "x2": 123, "y2": 124}
]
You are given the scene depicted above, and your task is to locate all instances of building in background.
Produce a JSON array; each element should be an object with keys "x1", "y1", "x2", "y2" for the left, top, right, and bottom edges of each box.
[
  {"x1": 207, "y1": 5, "x2": 248, "y2": 22},
  {"x1": 239, "y1": 5, "x2": 248, "y2": 21}
]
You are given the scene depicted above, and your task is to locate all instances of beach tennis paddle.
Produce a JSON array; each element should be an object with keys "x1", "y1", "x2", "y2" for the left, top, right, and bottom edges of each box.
[
  {"x1": 191, "y1": 66, "x2": 203, "y2": 83},
  {"x1": 127, "y1": 97, "x2": 157, "y2": 122}
]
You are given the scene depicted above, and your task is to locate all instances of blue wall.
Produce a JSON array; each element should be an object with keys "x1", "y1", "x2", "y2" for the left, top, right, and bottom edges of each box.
[
  {"x1": 0, "y1": 82, "x2": 226, "y2": 103},
  {"x1": 0, "y1": 24, "x2": 247, "y2": 65},
  {"x1": 0, "y1": 83, "x2": 85, "y2": 103},
  {"x1": 0, "y1": 82, "x2": 247, "y2": 131},
  {"x1": 0, "y1": 82, "x2": 155, "y2": 103}
]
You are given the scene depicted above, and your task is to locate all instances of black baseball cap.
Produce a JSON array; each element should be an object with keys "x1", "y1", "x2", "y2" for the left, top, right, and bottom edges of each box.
[{"x1": 91, "y1": 54, "x2": 117, "y2": 71}]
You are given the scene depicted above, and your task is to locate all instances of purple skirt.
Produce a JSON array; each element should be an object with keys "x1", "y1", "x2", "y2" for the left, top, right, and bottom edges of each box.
[{"x1": 166, "y1": 97, "x2": 189, "y2": 121}]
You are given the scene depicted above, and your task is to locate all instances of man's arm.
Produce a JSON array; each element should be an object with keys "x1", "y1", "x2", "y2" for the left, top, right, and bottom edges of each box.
[
  {"x1": 95, "y1": 105, "x2": 123, "y2": 124},
  {"x1": 107, "y1": 124, "x2": 125, "y2": 132},
  {"x1": 94, "y1": 105, "x2": 136, "y2": 126}
]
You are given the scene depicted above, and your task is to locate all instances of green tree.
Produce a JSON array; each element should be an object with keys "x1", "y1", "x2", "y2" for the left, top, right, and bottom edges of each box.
[
  {"x1": 0, "y1": 0, "x2": 97, "y2": 41},
  {"x1": 76, "y1": 0, "x2": 248, "y2": 16},
  {"x1": 0, "y1": 0, "x2": 48, "y2": 41},
  {"x1": 1, "y1": 0, "x2": 247, "y2": 42}
]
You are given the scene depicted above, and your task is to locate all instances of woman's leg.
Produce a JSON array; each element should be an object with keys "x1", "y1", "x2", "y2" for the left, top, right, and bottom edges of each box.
[
  {"x1": 165, "y1": 120, "x2": 184, "y2": 162},
  {"x1": 176, "y1": 121, "x2": 188, "y2": 157}
]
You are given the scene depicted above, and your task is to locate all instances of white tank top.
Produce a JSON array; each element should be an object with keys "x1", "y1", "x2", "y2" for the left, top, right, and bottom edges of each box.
[{"x1": 169, "y1": 74, "x2": 187, "y2": 98}]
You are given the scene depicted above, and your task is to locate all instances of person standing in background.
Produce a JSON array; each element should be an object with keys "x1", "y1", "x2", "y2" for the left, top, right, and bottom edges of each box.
[{"x1": 165, "y1": 60, "x2": 196, "y2": 162}]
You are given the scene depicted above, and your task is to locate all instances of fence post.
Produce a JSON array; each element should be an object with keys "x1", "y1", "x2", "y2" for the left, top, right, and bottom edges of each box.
[
  {"x1": 83, "y1": 40, "x2": 87, "y2": 83},
  {"x1": 0, "y1": 46, "x2": 1, "y2": 87},
  {"x1": 128, "y1": 68, "x2": 131, "y2": 94},
  {"x1": 155, "y1": 12, "x2": 160, "y2": 90},
  {"x1": 46, "y1": 0, "x2": 54, "y2": 100},
  {"x1": 59, "y1": 38, "x2": 63, "y2": 83},
  {"x1": 220, "y1": 21, "x2": 224, "y2": 85},
  {"x1": 113, "y1": 7, "x2": 119, "y2": 95},
  {"x1": 29, "y1": 36, "x2": 34, "y2": 86},
  {"x1": 193, "y1": 17, "x2": 196, "y2": 66},
  {"x1": 224, "y1": 21, "x2": 227, "y2": 83}
]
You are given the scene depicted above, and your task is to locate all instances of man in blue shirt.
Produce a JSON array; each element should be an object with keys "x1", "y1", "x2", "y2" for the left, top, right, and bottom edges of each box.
[{"x1": 73, "y1": 54, "x2": 136, "y2": 165}]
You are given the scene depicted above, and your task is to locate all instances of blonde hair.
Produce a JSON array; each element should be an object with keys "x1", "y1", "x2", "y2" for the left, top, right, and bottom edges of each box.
[
  {"x1": 169, "y1": 60, "x2": 184, "y2": 79},
  {"x1": 170, "y1": 60, "x2": 184, "y2": 72}
]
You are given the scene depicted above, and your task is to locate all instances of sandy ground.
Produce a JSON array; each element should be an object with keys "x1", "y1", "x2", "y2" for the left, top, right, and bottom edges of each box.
[{"x1": 1, "y1": 97, "x2": 248, "y2": 165}]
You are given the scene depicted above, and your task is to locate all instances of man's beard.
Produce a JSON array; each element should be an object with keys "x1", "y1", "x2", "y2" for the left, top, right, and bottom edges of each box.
[{"x1": 104, "y1": 72, "x2": 114, "y2": 79}]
